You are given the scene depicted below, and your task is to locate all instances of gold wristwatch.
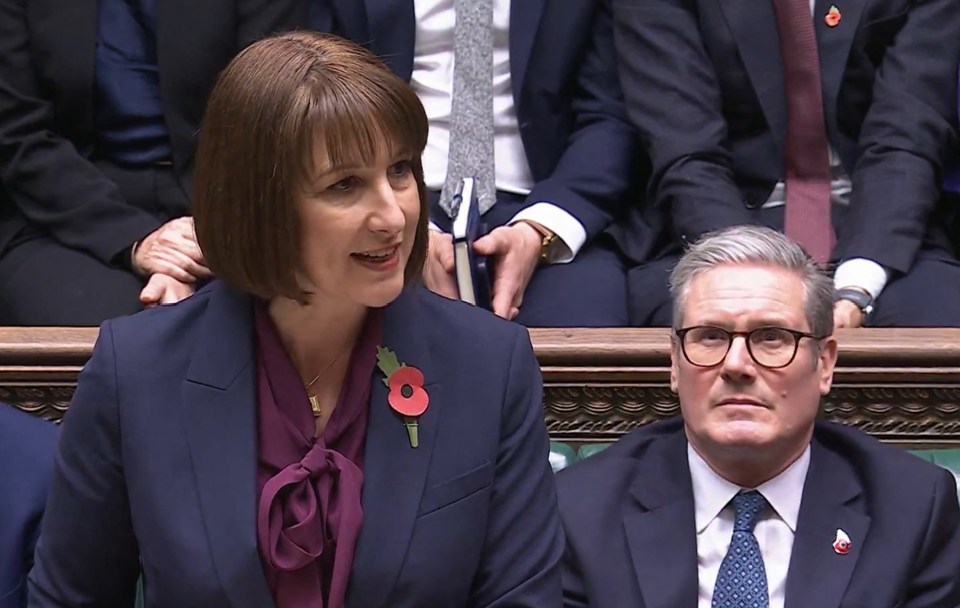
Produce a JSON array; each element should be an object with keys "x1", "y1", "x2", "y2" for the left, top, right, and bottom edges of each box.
[{"x1": 519, "y1": 220, "x2": 558, "y2": 264}]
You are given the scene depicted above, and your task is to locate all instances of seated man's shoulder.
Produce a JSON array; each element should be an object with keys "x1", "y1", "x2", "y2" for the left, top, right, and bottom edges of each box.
[
  {"x1": 556, "y1": 419, "x2": 685, "y2": 508},
  {"x1": 815, "y1": 420, "x2": 957, "y2": 499}
]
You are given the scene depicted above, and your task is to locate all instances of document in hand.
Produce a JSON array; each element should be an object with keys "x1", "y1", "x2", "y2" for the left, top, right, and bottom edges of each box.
[{"x1": 451, "y1": 177, "x2": 492, "y2": 309}]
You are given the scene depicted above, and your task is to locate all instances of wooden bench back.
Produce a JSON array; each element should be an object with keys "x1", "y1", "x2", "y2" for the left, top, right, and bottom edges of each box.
[{"x1": 3, "y1": 327, "x2": 959, "y2": 448}]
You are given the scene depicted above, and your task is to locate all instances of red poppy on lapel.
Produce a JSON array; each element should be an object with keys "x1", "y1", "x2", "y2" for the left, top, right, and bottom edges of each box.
[
  {"x1": 825, "y1": 5, "x2": 841, "y2": 27},
  {"x1": 376, "y1": 346, "x2": 430, "y2": 448}
]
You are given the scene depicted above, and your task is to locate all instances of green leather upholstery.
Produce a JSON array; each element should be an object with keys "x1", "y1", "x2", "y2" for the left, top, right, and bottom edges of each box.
[
  {"x1": 576, "y1": 444, "x2": 609, "y2": 462},
  {"x1": 549, "y1": 442, "x2": 579, "y2": 473}
]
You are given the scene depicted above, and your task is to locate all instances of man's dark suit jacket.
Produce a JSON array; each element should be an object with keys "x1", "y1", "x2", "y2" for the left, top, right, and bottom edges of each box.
[
  {"x1": 0, "y1": 405, "x2": 57, "y2": 608},
  {"x1": 28, "y1": 281, "x2": 563, "y2": 607},
  {"x1": 0, "y1": 0, "x2": 302, "y2": 264},
  {"x1": 308, "y1": 0, "x2": 641, "y2": 251},
  {"x1": 557, "y1": 419, "x2": 960, "y2": 608},
  {"x1": 613, "y1": 0, "x2": 960, "y2": 272}
]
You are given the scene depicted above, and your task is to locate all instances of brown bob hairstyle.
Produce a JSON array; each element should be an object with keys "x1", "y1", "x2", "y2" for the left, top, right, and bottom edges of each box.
[{"x1": 193, "y1": 31, "x2": 430, "y2": 303}]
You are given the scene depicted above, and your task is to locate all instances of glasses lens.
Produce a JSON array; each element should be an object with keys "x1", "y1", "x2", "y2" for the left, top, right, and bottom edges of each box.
[
  {"x1": 748, "y1": 327, "x2": 797, "y2": 368},
  {"x1": 682, "y1": 326, "x2": 732, "y2": 367},
  {"x1": 682, "y1": 326, "x2": 799, "y2": 368}
]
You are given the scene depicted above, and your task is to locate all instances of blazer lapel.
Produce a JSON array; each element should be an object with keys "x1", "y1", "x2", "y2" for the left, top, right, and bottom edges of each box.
[
  {"x1": 509, "y1": 0, "x2": 547, "y2": 102},
  {"x1": 180, "y1": 284, "x2": 275, "y2": 608},
  {"x1": 813, "y1": 0, "x2": 867, "y2": 131},
  {"x1": 716, "y1": 0, "x2": 787, "y2": 152},
  {"x1": 784, "y1": 438, "x2": 870, "y2": 608},
  {"x1": 624, "y1": 431, "x2": 700, "y2": 608},
  {"x1": 364, "y1": 0, "x2": 416, "y2": 81},
  {"x1": 346, "y1": 288, "x2": 441, "y2": 608}
]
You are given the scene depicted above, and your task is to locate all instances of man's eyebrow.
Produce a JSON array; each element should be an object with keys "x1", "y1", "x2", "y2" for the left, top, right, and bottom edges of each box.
[{"x1": 692, "y1": 316, "x2": 795, "y2": 328}]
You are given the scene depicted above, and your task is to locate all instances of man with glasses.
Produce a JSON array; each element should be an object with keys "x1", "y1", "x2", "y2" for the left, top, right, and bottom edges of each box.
[{"x1": 556, "y1": 225, "x2": 960, "y2": 608}]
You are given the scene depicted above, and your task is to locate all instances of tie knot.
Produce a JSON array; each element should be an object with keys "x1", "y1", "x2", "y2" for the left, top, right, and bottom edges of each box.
[{"x1": 732, "y1": 491, "x2": 768, "y2": 533}]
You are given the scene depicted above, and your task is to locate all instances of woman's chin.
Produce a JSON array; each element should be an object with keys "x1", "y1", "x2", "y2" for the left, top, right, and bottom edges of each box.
[{"x1": 358, "y1": 279, "x2": 406, "y2": 309}]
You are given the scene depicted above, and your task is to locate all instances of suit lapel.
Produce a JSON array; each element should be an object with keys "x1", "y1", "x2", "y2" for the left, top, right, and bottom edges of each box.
[
  {"x1": 784, "y1": 438, "x2": 870, "y2": 608},
  {"x1": 346, "y1": 288, "x2": 441, "y2": 608},
  {"x1": 180, "y1": 284, "x2": 275, "y2": 608},
  {"x1": 364, "y1": 0, "x2": 416, "y2": 81},
  {"x1": 509, "y1": 0, "x2": 548, "y2": 102},
  {"x1": 716, "y1": 0, "x2": 787, "y2": 152},
  {"x1": 624, "y1": 431, "x2": 700, "y2": 608},
  {"x1": 813, "y1": 0, "x2": 867, "y2": 132}
]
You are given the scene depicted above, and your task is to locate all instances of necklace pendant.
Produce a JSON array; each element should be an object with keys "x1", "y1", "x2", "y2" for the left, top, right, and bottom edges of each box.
[{"x1": 308, "y1": 394, "x2": 323, "y2": 417}]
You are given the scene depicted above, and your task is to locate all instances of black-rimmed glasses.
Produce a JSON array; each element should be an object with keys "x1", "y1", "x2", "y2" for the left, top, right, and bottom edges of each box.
[{"x1": 675, "y1": 325, "x2": 827, "y2": 369}]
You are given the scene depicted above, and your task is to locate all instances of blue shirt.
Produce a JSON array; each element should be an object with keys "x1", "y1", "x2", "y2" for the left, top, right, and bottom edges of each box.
[{"x1": 95, "y1": 0, "x2": 172, "y2": 166}]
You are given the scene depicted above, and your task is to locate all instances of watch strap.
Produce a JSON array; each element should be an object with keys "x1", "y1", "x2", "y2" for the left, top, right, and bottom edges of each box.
[{"x1": 836, "y1": 287, "x2": 875, "y2": 316}]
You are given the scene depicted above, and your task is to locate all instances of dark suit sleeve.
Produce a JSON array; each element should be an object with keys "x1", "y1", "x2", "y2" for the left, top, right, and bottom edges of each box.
[
  {"x1": 470, "y1": 328, "x2": 564, "y2": 607},
  {"x1": 526, "y1": 0, "x2": 638, "y2": 241},
  {"x1": 0, "y1": 409, "x2": 56, "y2": 608},
  {"x1": 835, "y1": 0, "x2": 960, "y2": 273},
  {"x1": 27, "y1": 322, "x2": 141, "y2": 607},
  {"x1": 559, "y1": 538, "x2": 590, "y2": 608},
  {"x1": 611, "y1": 0, "x2": 752, "y2": 243},
  {"x1": 236, "y1": 0, "x2": 307, "y2": 50},
  {"x1": 0, "y1": 0, "x2": 162, "y2": 264},
  {"x1": 903, "y1": 468, "x2": 960, "y2": 607}
]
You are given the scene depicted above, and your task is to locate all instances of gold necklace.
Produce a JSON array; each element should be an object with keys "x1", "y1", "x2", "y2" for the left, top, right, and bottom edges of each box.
[{"x1": 304, "y1": 342, "x2": 353, "y2": 417}]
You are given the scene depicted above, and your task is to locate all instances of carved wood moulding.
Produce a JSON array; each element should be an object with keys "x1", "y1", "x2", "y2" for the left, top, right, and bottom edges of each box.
[
  {"x1": 2, "y1": 327, "x2": 960, "y2": 445},
  {"x1": 542, "y1": 383, "x2": 960, "y2": 445}
]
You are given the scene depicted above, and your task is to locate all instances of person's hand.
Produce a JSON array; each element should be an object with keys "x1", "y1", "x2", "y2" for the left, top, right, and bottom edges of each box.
[
  {"x1": 422, "y1": 229, "x2": 459, "y2": 300},
  {"x1": 139, "y1": 273, "x2": 196, "y2": 307},
  {"x1": 833, "y1": 299, "x2": 865, "y2": 329},
  {"x1": 133, "y1": 217, "x2": 211, "y2": 283},
  {"x1": 473, "y1": 222, "x2": 542, "y2": 320}
]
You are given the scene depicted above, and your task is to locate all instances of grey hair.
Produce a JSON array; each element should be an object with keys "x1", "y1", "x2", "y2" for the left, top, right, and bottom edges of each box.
[{"x1": 669, "y1": 226, "x2": 835, "y2": 337}]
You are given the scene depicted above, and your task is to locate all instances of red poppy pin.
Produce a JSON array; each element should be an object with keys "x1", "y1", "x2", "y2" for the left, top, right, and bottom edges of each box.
[
  {"x1": 376, "y1": 346, "x2": 429, "y2": 448},
  {"x1": 825, "y1": 5, "x2": 841, "y2": 27},
  {"x1": 832, "y1": 528, "x2": 852, "y2": 555}
]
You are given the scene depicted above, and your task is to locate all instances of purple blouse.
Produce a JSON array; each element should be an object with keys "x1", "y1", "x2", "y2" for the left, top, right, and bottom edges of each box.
[{"x1": 254, "y1": 307, "x2": 382, "y2": 608}]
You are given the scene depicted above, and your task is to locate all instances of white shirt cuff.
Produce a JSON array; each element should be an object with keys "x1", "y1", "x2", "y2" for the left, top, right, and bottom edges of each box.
[
  {"x1": 833, "y1": 258, "x2": 889, "y2": 300},
  {"x1": 507, "y1": 202, "x2": 586, "y2": 264}
]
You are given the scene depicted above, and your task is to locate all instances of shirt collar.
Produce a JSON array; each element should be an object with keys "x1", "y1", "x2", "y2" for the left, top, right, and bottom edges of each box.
[{"x1": 688, "y1": 442, "x2": 811, "y2": 534}]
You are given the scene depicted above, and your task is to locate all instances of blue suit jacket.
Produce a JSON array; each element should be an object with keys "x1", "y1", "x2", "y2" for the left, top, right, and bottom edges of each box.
[
  {"x1": 557, "y1": 419, "x2": 960, "y2": 608},
  {"x1": 28, "y1": 282, "x2": 563, "y2": 607},
  {"x1": 0, "y1": 406, "x2": 57, "y2": 608},
  {"x1": 308, "y1": 0, "x2": 639, "y2": 248}
]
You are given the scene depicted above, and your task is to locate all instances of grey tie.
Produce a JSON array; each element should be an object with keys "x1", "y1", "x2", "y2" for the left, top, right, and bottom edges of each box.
[{"x1": 438, "y1": 0, "x2": 496, "y2": 218}]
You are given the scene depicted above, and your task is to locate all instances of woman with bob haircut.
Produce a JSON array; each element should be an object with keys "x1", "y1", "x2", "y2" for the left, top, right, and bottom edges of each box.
[{"x1": 28, "y1": 32, "x2": 563, "y2": 608}]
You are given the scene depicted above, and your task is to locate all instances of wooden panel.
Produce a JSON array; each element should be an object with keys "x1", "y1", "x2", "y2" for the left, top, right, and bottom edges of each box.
[{"x1": 2, "y1": 327, "x2": 959, "y2": 446}]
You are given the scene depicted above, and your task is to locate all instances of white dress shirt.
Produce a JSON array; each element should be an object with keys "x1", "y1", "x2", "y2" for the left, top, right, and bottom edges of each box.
[
  {"x1": 761, "y1": 0, "x2": 888, "y2": 299},
  {"x1": 411, "y1": 0, "x2": 586, "y2": 262},
  {"x1": 689, "y1": 444, "x2": 811, "y2": 608}
]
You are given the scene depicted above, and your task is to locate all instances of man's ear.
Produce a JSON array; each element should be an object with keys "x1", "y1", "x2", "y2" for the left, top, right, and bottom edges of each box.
[
  {"x1": 670, "y1": 335, "x2": 680, "y2": 394},
  {"x1": 818, "y1": 336, "x2": 839, "y2": 395}
]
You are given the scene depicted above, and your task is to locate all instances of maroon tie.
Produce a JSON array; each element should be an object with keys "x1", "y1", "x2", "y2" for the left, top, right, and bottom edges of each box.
[{"x1": 773, "y1": 0, "x2": 835, "y2": 263}]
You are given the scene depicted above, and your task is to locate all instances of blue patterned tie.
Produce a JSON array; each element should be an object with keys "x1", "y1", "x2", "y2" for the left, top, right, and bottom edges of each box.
[{"x1": 712, "y1": 491, "x2": 770, "y2": 608}]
